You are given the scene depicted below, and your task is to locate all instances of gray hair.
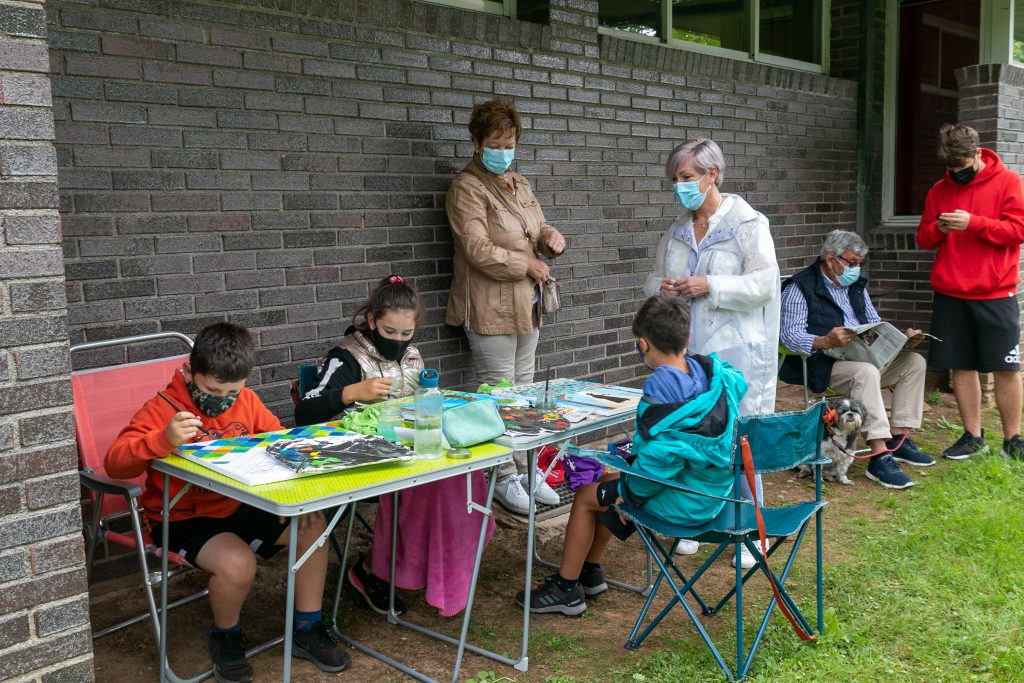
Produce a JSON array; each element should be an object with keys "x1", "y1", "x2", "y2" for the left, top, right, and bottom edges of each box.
[
  {"x1": 665, "y1": 138, "x2": 725, "y2": 187},
  {"x1": 820, "y1": 230, "x2": 868, "y2": 260}
]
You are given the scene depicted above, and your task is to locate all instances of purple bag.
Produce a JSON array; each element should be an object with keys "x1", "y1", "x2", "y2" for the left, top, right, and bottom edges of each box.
[{"x1": 563, "y1": 453, "x2": 606, "y2": 491}]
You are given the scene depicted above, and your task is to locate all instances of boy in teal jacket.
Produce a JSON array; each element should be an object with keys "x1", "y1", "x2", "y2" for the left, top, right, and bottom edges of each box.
[{"x1": 516, "y1": 295, "x2": 746, "y2": 616}]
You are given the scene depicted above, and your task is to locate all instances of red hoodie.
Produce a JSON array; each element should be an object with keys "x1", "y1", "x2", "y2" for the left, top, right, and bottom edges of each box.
[
  {"x1": 105, "y1": 367, "x2": 282, "y2": 524},
  {"x1": 917, "y1": 148, "x2": 1024, "y2": 299}
]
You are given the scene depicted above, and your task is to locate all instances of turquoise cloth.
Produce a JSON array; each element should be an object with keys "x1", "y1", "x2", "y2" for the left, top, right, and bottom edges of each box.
[{"x1": 623, "y1": 353, "x2": 747, "y2": 527}]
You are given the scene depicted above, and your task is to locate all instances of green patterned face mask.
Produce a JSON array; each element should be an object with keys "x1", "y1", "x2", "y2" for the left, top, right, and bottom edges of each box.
[{"x1": 187, "y1": 381, "x2": 238, "y2": 418}]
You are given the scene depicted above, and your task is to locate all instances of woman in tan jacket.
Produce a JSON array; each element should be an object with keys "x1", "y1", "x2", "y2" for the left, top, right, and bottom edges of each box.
[{"x1": 446, "y1": 97, "x2": 566, "y2": 513}]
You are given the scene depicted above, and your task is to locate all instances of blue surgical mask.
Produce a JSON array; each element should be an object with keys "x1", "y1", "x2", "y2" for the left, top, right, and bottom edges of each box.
[
  {"x1": 674, "y1": 174, "x2": 709, "y2": 211},
  {"x1": 481, "y1": 147, "x2": 515, "y2": 174},
  {"x1": 834, "y1": 257, "x2": 861, "y2": 287}
]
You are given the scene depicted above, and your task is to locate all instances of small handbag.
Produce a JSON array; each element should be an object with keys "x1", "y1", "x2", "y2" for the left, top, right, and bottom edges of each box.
[
  {"x1": 542, "y1": 277, "x2": 561, "y2": 314},
  {"x1": 441, "y1": 399, "x2": 506, "y2": 448}
]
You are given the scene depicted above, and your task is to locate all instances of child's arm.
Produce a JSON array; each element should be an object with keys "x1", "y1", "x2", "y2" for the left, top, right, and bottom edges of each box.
[
  {"x1": 294, "y1": 349, "x2": 385, "y2": 426},
  {"x1": 105, "y1": 400, "x2": 201, "y2": 479}
]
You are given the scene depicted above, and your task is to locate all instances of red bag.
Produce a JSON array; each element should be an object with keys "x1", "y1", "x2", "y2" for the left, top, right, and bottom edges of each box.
[{"x1": 537, "y1": 445, "x2": 565, "y2": 486}]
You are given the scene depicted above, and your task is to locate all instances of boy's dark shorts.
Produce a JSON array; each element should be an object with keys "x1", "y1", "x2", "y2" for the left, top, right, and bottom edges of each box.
[
  {"x1": 929, "y1": 292, "x2": 1021, "y2": 372},
  {"x1": 149, "y1": 504, "x2": 288, "y2": 567}
]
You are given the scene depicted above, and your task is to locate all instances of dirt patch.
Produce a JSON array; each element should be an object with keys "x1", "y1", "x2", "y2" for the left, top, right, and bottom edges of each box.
[{"x1": 88, "y1": 385, "x2": 968, "y2": 682}]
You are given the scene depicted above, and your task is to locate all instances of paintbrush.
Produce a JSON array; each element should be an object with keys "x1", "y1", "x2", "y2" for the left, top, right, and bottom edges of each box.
[{"x1": 156, "y1": 391, "x2": 211, "y2": 438}]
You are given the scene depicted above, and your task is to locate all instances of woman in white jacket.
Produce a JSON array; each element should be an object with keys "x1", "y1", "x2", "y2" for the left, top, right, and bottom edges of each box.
[{"x1": 644, "y1": 138, "x2": 781, "y2": 565}]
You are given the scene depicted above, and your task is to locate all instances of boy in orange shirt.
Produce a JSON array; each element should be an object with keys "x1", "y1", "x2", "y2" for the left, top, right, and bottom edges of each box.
[{"x1": 106, "y1": 322, "x2": 349, "y2": 682}]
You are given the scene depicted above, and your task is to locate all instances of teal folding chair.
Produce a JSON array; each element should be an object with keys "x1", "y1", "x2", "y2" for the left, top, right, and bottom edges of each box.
[{"x1": 582, "y1": 401, "x2": 828, "y2": 681}]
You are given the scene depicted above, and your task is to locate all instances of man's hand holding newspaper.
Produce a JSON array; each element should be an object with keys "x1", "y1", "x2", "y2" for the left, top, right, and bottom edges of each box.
[{"x1": 820, "y1": 322, "x2": 939, "y2": 372}]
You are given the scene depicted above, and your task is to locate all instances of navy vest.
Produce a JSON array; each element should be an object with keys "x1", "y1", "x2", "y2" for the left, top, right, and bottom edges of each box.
[{"x1": 779, "y1": 261, "x2": 869, "y2": 392}]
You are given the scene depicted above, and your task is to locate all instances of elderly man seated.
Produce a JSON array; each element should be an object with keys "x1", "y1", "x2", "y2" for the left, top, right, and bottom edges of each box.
[{"x1": 779, "y1": 230, "x2": 934, "y2": 489}]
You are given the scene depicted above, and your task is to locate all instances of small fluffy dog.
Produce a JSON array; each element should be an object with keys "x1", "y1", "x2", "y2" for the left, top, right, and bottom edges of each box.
[{"x1": 798, "y1": 397, "x2": 865, "y2": 485}]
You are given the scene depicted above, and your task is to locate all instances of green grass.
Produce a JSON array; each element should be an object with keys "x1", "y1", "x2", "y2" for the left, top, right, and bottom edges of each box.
[{"x1": 469, "y1": 414, "x2": 1024, "y2": 682}]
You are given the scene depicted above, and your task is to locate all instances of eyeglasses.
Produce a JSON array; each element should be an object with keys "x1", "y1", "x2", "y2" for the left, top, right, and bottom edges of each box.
[{"x1": 832, "y1": 254, "x2": 863, "y2": 268}]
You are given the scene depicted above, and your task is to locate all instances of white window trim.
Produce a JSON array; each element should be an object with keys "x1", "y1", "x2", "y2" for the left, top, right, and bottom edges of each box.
[
  {"x1": 419, "y1": 0, "x2": 511, "y2": 16},
  {"x1": 598, "y1": 0, "x2": 829, "y2": 74},
  {"x1": 881, "y1": 0, "x2": 1009, "y2": 225}
]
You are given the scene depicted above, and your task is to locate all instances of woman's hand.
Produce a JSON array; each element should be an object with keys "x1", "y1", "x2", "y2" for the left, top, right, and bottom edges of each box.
[
  {"x1": 343, "y1": 377, "x2": 392, "y2": 404},
  {"x1": 659, "y1": 278, "x2": 681, "y2": 296},
  {"x1": 676, "y1": 276, "x2": 709, "y2": 299},
  {"x1": 527, "y1": 257, "x2": 551, "y2": 283},
  {"x1": 543, "y1": 229, "x2": 566, "y2": 256}
]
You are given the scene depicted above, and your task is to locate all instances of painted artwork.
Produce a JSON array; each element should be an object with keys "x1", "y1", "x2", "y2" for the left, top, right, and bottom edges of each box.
[
  {"x1": 506, "y1": 379, "x2": 643, "y2": 417},
  {"x1": 176, "y1": 424, "x2": 413, "y2": 486},
  {"x1": 498, "y1": 406, "x2": 571, "y2": 436}
]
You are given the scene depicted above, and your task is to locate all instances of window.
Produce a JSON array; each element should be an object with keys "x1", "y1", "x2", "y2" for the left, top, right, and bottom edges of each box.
[
  {"x1": 598, "y1": 0, "x2": 826, "y2": 71},
  {"x1": 419, "y1": 0, "x2": 509, "y2": 16},
  {"x1": 419, "y1": 0, "x2": 550, "y2": 21},
  {"x1": 1015, "y1": 0, "x2": 1024, "y2": 63}
]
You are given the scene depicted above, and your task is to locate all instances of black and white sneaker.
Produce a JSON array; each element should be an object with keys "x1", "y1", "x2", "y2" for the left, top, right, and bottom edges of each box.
[
  {"x1": 1000, "y1": 434, "x2": 1024, "y2": 460},
  {"x1": 579, "y1": 565, "x2": 608, "y2": 597},
  {"x1": 943, "y1": 430, "x2": 988, "y2": 460},
  {"x1": 865, "y1": 454, "x2": 914, "y2": 490},
  {"x1": 205, "y1": 628, "x2": 253, "y2": 683},
  {"x1": 515, "y1": 575, "x2": 587, "y2": 616}
]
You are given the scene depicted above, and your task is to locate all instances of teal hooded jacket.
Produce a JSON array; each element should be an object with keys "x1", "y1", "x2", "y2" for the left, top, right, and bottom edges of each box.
[{"x1": 619, "y1": 353, "x2": 747, "y2": 527}]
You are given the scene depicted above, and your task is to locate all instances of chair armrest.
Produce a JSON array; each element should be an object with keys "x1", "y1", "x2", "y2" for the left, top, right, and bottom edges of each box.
[
  {"x1": 568, "y1": 445, "x2": 746, "y2": 505},
  {"x1": 80, "y1": 469, "x2": 142, "y2": 500}
]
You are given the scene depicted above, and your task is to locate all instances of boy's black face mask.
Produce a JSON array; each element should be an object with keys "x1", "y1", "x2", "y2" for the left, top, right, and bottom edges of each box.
[
  {"x1": 949, "y1": 163, "x2": 978, "y2": 185},
  {"x1": 370, "y1": 329, "x2": 411, "y2": 362}
]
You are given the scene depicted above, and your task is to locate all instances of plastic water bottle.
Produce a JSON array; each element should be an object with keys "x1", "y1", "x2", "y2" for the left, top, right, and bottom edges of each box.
[{"x1": 414, "y1": 368, "x2": 443, "y2": 459}]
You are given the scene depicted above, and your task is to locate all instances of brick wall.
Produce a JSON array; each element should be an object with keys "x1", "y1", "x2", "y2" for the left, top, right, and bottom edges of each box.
[
  {"x1": 49, "y1": 0, "x2": 859, "y2": 422},
  {"x1": 0, "y1": 1, "x2": 95, "y2": 681}
]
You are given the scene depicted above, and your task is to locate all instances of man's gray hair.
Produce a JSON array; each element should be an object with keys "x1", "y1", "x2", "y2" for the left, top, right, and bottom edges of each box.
[
  {"x1": 820, "y1": 229, "x2": 868, "y2": 259},
  {"x1": 665, "y1": 138, "x2": 725, "y2": 187}
]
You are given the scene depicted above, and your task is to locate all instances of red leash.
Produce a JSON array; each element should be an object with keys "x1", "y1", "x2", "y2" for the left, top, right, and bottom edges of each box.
[
  {"x1": 739, "y1": 436, "x2": 815, "y2": 641},
  {"x1": 829, "y1": 431, "x2": 908, "y2": 460}
]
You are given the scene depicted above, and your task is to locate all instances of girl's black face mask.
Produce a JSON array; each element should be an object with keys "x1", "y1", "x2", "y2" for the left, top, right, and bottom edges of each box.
[{"x1": 370, "y1": 328, "x2": 411, "y2": 362}]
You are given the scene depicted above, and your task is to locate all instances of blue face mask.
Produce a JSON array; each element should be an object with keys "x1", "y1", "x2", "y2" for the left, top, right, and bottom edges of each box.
[
  {"x1": 674, "y1": 174, "x2": 709, "y2": 211},
  {"x1": 481, "y1": 147, "x2": 515, "y2": 174},
  {"x1": 833, "y1": 256, "x2": 861, "y2": 287}
]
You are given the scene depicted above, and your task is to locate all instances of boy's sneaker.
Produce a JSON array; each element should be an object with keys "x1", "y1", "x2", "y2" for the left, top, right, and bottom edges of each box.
[
  {"x1": 292, "y1": 621, "x2": 351, "y2": 672},
  {"x1": 673, "y1": 539, "x2": 700, "y2": 555},
  {"x1": 943, "y1": 430, "x2": 988, "y2": 460},
  {"x1": 515, "y1": 575, "x2": 587, "y2": 616},
  {"x1": 888, "y1": 435, "x2": 935, "y2": 467},
  {"x1": 205, "y1": 627, "x2": 253, "y2": 683},
  {"x1": 520, "y1": 472, "x2": 561, "y2": 506},
  {"x1": 578, "y1": 565, "x2": 608, "y2": 597},
  {"x1": 865, "y1": 454, "x2": 914, "y2": 489},
  {"x1": 1000, "y1": 434, "x2": 1024, "y2": 460},
  {"x1": 347, "y1": 563, "x2": 407, "y2": 616},
  {"x1": 494, "y1": 474, "x2": 531, "y2": 515}
]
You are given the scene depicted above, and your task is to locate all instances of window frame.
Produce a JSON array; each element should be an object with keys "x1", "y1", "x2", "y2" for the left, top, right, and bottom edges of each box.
[
  {"x1": 597, "y1": 0, "x2": 829, "y2": 75},
  {"x1": 419, "y1": 0, "x2": 512, "y2": 16}
]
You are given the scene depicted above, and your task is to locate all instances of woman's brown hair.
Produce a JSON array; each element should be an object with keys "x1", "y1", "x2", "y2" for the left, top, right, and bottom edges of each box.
[{"x1": 468, "y1": 97, "x2": 522, "y2": 145}]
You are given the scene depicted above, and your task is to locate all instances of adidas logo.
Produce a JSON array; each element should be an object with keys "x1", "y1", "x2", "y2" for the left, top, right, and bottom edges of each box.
[{"x1": 1006, "y1": 344, "x2": 1020, "y2": 364}]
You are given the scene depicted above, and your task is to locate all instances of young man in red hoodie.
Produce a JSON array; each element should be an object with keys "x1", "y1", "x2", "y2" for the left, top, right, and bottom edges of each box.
[
  {"x1": 917, "y1": 122, "x2": 1024, "y2": 461},
  {"x1": 106, "y1": 322, "x2": 350, "y2": 682}
]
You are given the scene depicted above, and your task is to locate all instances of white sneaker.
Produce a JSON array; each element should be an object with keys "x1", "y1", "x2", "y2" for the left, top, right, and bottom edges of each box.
[
  {"x1": 732, "y1": 539, "x2": 770, "y2": 569},
  {"x1": 673, "y1": 539, "x2": 700, "y2": 555},
  {"x1": 520, "y1": 473, "x2": 561, "y2": 506},
  {"x1": 494, "y1": 474, "x2": 530, "y2": 515}
]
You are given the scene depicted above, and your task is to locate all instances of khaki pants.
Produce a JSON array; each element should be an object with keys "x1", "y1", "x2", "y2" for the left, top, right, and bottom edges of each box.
[
  {"x1": 828, "y1": 352, "x2": 926, "y2": 442},
  {"x1": 465, "y1": 328, "x2": 541, "y2": 476}
]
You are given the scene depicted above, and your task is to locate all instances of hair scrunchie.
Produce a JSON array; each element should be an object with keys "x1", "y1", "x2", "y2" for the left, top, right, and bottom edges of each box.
[{"x1": 388, "y1": 275, "x2": 404, "y2": 285}]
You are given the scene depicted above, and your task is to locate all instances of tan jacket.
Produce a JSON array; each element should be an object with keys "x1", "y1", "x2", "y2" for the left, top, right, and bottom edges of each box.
[{"x1": 445, "y1": 158, "x2": 559, "y2": 335}]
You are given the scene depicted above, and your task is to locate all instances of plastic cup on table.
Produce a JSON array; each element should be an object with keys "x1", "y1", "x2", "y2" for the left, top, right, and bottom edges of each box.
[{"x1": 377, "y1": 404, "x2": 403, "y2": 443}]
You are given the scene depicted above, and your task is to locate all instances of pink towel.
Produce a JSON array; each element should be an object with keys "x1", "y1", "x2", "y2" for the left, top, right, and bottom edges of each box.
[{"x1": 370, "y1": 471, "x2": 495, "y2": 617}]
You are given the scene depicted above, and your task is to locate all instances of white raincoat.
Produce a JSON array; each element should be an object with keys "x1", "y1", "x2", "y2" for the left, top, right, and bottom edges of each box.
[{"x1": 644, "y1": 194, "x2": 780, "y2": 416}]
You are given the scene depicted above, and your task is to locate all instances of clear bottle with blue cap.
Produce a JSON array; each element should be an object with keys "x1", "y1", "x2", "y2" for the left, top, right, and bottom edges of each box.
[{"x1": 414, "y1": 368, "x2": 443, "y2": 459}]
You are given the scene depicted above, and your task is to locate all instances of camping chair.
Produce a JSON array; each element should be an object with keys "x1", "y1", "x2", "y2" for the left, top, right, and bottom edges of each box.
[
  {"x1": 72, "y1": 332, "x2": 279, "y2": 681},
  {"x1": 582, "y1": 402, "x2": 829, "y2": 681}
]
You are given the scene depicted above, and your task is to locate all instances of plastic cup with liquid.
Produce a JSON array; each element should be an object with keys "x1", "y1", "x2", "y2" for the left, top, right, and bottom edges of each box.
[{"x1": 377, "y1": 404, "x2": 403, "y2": 443}]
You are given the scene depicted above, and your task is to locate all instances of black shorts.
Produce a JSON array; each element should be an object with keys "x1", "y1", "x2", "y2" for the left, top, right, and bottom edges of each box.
[
  {"x1": 929, "y1": 292, "x2": 1021, "y2": 372},
  {"x1": 149, "y1": 504, "x2": 288, "y2": 567}
]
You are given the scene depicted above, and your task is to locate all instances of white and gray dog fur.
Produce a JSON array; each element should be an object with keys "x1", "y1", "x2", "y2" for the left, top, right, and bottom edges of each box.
[{"x1": 798, "y1": 397, "x2": 865, "y2": 485}]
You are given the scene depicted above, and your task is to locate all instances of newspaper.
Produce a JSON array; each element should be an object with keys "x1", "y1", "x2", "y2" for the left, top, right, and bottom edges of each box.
[{"x1": 822, "y1": 322, "x2": 938, "y2": 372}]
